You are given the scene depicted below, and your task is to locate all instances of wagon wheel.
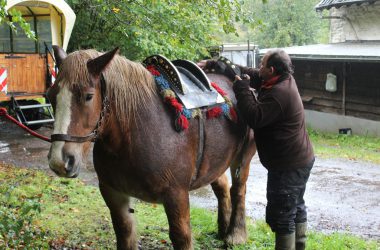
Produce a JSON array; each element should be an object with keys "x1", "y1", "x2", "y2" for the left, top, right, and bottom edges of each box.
[{"x1": 15, "y1": 100, "x2": 45, "y2": 130}]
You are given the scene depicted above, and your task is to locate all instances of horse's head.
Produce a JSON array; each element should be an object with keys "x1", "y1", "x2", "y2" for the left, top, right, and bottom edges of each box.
[{"x1": 47, "y1": 46, "x2": 119, "y2": 178}]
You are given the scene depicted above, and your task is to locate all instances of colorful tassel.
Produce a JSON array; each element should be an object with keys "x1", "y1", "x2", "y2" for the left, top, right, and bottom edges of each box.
[
  {"x1": 207, "y1": 106, "x2": 223, "y2": 119},
  {"x1": 229, "y1": 107, "x2": 238, "y2": 123},
  {"x1": 147, "y1": 65, "x2": 160, "y2": 76},
  {"x1": 147, "y1": 65, "x2": 237, "y2": 132},
  {"x1": 165, "y1": 96, "x2": 183, "y2": 112},
  {"x1": 211, "y1": 82, "x2": 227, "y2": 96},
  {"x1": 175, "y1": 114, "x2": 189, "y2": 131}
]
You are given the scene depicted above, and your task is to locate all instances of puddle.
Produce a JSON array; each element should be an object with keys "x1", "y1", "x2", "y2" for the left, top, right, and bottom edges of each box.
[{"x1": 0, "y1": 141, "x2": 10, "y2": 153}]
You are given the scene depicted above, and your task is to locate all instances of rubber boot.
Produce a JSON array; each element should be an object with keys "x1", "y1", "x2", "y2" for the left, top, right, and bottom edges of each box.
[
  {"x1": 275, "y1": 232, "x2": 295, "y2": 250},
  {"x1": 295, "y1": 222, "x2": 307, "y2": 250}
]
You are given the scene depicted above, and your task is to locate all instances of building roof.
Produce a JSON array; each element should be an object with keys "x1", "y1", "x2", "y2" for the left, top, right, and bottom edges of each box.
[
  {"x1": 260, "y1": 42, "x2": 380, "y2": 62},
  {"x1": 315, "y1": 0, "x2": 380, "y2": 11}
]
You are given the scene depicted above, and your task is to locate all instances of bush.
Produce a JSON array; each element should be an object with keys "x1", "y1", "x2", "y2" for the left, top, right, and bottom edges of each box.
[{"x1": 0, "y1": 188, "x2": 48, "y2": 248}]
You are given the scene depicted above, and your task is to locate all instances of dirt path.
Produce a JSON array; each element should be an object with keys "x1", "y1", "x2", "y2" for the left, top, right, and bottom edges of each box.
[
  {"x1": 1, "y1": 122, "x2": 379, "y2": 240},
  {"x1": 190, "y1": 156, "x2": 380, "y2": 240}
]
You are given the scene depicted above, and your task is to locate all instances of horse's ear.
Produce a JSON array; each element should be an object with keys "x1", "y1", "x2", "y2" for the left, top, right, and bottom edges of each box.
[
  {"x1": 52, "y1": 45, "x2": 67, "y2": 68},
  {"x1": 87, "y1": 47, "x2": 119, "y2": 77}
]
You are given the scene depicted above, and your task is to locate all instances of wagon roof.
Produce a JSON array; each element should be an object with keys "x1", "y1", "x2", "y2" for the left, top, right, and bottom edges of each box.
[
  {"x1": 6, "y1": 0, "x2": 76, "y2": 51},
  {"x1": 315, "y1": 0, "x2": 380, "y2": 11},
  {"x1": 260, "y1": 42, "x2": 380, "y2": 62}
]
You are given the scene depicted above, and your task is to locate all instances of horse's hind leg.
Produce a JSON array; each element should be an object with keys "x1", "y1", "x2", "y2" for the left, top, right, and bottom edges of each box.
[
  {"x1": 163, "y1": 188, "x2": 193, "y2": 250},
  {"x1": 99, "y1": 183, "x2": 137, "y2": 250},
  {"x1": 211, "y1": 173, "x2": 231, "y2": 238},
  {"x1": 225, "y1": 130, "x2": 256, "y2": 245}
]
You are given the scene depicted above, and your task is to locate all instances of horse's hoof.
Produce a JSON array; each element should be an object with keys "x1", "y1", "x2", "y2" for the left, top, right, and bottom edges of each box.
[{"x1": 224, "y1": 229, "x2": 247, "y2": 245}]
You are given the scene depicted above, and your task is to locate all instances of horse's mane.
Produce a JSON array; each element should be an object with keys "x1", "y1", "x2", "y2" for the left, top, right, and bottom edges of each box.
[{"x1": 57, "y1": 49, "x2": 157, "y2": 132}]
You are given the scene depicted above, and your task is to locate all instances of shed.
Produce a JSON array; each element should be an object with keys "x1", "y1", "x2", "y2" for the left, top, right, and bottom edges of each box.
[
  {"x1": 315, "y1": 0, "x2": 380, "y2": 11},
  {"x1": 259, "y1": 0, "x2": 380, "y2": 136},
  {"x1": 261, "y1": 41, "x2": 380, "y2": 119}
]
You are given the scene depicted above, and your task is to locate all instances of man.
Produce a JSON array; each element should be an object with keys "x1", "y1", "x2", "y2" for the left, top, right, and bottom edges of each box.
[{"x1": 198, "y1": 49, "x2": 314, "y2": 250}]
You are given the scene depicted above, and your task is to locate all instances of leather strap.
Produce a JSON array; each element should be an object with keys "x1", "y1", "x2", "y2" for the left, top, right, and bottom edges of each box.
[
  {"x1": 196, "y1": 115, "x2": 205, "y2": 169},
  {"x1": 50, "y1": 74, "x2": 107, "y2": 143},
  {"x1": 217, "y1": 56, "x2": 242, "y2": 76},
  {"x1": 191, "y1": 115, "x2": 205, "y2": 185},
  {"x1": 51, "y1": 133, "x2": 96, "y2": 143}
]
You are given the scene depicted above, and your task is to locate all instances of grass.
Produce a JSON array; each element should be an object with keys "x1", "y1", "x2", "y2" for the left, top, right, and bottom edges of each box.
[
  {"x1": 0, "y1": 163, "x2": 379, "y2": 249},
  {"x1": 308, "y1": 128, "x2": 380, "y2": 164}
]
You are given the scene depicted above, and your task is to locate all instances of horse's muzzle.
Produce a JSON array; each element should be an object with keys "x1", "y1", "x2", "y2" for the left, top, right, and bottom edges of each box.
[{"x1": 48, "y1": 147, "x2": 81, "y2": 178}]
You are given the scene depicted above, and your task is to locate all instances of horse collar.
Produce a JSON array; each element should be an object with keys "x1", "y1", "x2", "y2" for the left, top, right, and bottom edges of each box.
[{"x1": 51, "y1": 74, "x2": 109, "y2": 143}]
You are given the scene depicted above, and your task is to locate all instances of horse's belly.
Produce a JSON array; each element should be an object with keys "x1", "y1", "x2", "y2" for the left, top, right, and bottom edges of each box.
[{"x1": 94, "y1": 164, "x2": 171, "y2": 203}]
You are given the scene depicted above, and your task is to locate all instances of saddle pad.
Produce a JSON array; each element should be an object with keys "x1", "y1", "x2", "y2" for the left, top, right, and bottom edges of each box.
[{"x1": 144, "y1": 55, "x2": 224, "y2": 109}]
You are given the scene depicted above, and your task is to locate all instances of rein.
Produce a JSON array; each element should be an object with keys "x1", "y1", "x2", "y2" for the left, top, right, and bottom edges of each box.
[
  {"x1": 0, "y1": 107, "x2": 52, "y2": 142},
  {"x1": 50, "y1": 74, "x2": 109, "y2": 143}
]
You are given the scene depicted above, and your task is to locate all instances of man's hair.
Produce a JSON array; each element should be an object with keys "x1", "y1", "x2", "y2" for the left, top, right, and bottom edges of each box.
[{"x1": 266, "y1": 49, "x2": 294, "y2": 76}]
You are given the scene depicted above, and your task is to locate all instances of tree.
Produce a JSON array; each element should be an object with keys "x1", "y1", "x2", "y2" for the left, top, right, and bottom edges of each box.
[
  {"x1": 217, "y1": 0, "x2": 329, "y2": 48},
  {"x1": 66, "y1": 0, "x2": 263, "y2": 61},
  {"x1": 250, "y1": 0, "x2": 329, "y2": 48}
]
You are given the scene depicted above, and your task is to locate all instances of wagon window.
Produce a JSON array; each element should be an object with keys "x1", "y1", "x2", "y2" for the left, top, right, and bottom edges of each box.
[
  {"x1": 0, "y1": 15, "x2": 52, "y2": 54},
  {"x1": 37, "y1": 16, "x2": 52, "y2": 53},
  {"x1": 0, "y1": 23, "x2": 11, "y2": 53},
  {"x1": 12, "y1": 17, "x2": 36, "y2": 53}
]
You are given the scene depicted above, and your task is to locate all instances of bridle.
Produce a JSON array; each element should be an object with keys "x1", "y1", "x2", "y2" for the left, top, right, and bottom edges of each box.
[{"x1": 50, "y1": 74, "x2": 109, "y2": 143}]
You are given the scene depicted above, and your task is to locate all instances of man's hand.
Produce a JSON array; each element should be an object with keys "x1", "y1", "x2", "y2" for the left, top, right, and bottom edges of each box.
[
  {"x1": 197, "y1": 60, "x2": 208, "y2": 69},
  {"x1": 233, "y1": 74, "x2": 250, "y2": 83},
  {"x1": 197, "y1": 59, "x2": 218, "y2": 73},
  {"x1": 197, "y1": 58, "x2": 245, "y2": 82}
]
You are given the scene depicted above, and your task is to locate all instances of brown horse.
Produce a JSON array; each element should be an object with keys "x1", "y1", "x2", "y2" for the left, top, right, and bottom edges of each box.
[{"x1": 47, "y1": 46, "x2": 256, "y2": 250}]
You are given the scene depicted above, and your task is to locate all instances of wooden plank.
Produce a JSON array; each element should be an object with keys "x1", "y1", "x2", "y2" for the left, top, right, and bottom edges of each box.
[
  {"x1": 346, "y1": 110, "x2": 380, "y2": 121},
  {"x1": 342, "y1": 62, "x2": 346, "y2": 115},
  {"x1": 300, "y1": 89, "x2": 343, "y2": 102},
  {"x1": 304, "y1": 103, "x2": 342, "y2": 114},
  {"x1": 346, "y1": 93, "x2": 380, "y2": 106},
  {"x1": 1, "y1": 54, "x2": 47, "y2": 94},
  {"x1": 308, "y1": 98, "x2": 342, "y2": 109},
  {"x1": 301, "y1": 95, "x2": 313, "y2": 102},
  {"x1": 0, "y1": 94, "x2": 44, "y2": 102},
  {"x1": 0, "y1": 92, "x2": 7, "y2": 101},
  {"x1": 346, "y1": 102, "x2": 380, "y2": 115}
]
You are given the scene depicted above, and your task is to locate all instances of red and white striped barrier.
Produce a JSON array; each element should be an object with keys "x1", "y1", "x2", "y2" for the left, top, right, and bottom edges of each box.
[
  {"x1": 0, "y1": 68, "x2": 7, "y2": 94},
  {"x1": 51, "y1": 66, "x2": 57, "y2": 85}
]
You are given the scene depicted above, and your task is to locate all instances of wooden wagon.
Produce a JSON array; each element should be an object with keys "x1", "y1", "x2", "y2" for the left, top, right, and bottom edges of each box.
[{"x1": 0, "y1": 0, "x2": 75, "y2": 129}]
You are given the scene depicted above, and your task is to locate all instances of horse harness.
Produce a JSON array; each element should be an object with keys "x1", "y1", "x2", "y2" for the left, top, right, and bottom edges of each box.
[{"x1": 50, "y1": 74, "x2": 109, "y2": 143}]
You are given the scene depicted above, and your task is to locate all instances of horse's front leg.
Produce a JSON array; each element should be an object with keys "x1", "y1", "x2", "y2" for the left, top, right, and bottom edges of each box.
[
  {"x1": 225, "y1": 130, "x2": 256, "y2": 245},
  {"x1": 163, "y1": 188, "x2": 193, "y2": 250},
  {"x1": 99, "y1": 183, "x2": 137, "y2": 250},
  {"x1": 211, "y1": 173, "x2": 231, "y2": 238}
]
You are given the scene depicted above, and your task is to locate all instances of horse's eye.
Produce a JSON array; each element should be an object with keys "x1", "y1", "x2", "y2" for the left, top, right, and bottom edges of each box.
[{"x1": 85, "y1": 94, "x2": 94, "y2": 102}]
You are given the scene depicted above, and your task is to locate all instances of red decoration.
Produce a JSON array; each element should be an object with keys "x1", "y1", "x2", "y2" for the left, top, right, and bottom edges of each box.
[
  {"x1": 229, "y1": 107, "x2": 237, "y2": 123},
  {"x1": 165, "y1": 96, "x2": 183, "y2": 112},
  {"x1": 147, "y1": 65, "x2": 161, "y2": 76},
  {"x1": 176, "y1": 114, "x2": 189, "y2": 130},
  {"x1": 206, "y1": 106, "x2": 223, "y2": 119},
  {"x1": 211, "y1": 82, "x2": 227, "y2": 96}
]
